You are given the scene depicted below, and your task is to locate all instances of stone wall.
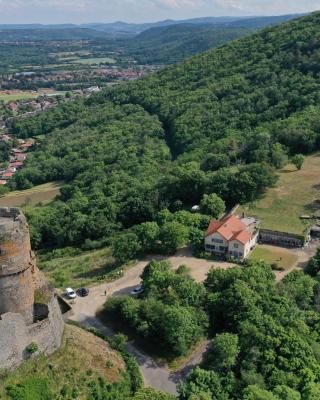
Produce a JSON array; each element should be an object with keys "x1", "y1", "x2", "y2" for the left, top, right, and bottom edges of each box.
[
  {"x1": 259, "y1": 229, "x2": 305, "y2": 248},
  {"x1": 0, "y1": 295, "x2": 64, "y2": 370},
  {"x1": 0, "y1": 207, "x2": 64, "y2": 370},
  {"x1": 0, "y1": 207, "x2": 35, "y2": 323}
]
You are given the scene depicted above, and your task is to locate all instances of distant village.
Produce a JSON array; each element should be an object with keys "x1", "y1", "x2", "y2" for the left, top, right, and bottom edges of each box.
[{"x1": 0, "y1": 133, "x2": 34, "y2": 186}]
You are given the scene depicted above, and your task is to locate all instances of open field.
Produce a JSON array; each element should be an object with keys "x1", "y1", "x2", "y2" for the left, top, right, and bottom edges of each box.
[
  {"x1": 0, "y1": 181, "x2": 63, "y2": 207},
  {"x1": 0, "y1": 324, "x2": 125, "y2": 400},
  {"x1": 240, "y1": 154, "x2": 320, "y2": 235},
  {"x1": 72, "y1": 57, "x2": 116, "y2": 65},
  {"x1": 249, "y1": 245, "x2": 298, "y2": 270},
  {"x1": 0, "y1": 92, "x2": 37, "y2": 103},
  {"x1": 38, "y1": 246, "x2": 120, "y2": 288}
]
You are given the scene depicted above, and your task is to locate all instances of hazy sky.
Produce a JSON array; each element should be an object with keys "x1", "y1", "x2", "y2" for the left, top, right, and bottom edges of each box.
[{"x1": 0, "y1": 0, "x2": 319, "y2": 24}]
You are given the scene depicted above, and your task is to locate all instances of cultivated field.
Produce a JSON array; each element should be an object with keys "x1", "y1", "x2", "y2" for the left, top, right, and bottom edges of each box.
[
  {"x1": 0, "y1": 181, "x2": 63, "y2": 208},
  {"x1": 0, "y1": 324, "x2": 125, "y2": 399},
  {"x1": 0, "y1": 92, "x2": 37, "y2": 103},
  {"x1": 72, "y1": 57, "x2": 116, "y2": 65},
  {"x1": 241, "y1": 154, "x2": 320, "y2": 235}
]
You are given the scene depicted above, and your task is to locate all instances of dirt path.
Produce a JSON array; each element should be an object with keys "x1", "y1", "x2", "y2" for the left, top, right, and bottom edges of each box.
[
  {"x1": 70, "y1": 248, "x2": 235, "y2": 323},
  {"x1": 274, "y1": 239, "x2": 319, "y2": 280},
  {"x1": 69, "y1": 244, "x2": 318, "y2": 394},
  {"x1": 69, "y1": 250, "x2": 232, "y2": 394}
]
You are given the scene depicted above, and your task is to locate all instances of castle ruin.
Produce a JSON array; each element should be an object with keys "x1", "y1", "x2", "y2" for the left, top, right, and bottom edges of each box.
[{"x1": 0, "y1": 208, "x2": 64, "y2": 370}]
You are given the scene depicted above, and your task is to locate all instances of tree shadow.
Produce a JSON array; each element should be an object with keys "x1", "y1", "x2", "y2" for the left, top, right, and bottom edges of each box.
[{"x1": 76, "y1": 262, "x2": 118, "y2": 279}]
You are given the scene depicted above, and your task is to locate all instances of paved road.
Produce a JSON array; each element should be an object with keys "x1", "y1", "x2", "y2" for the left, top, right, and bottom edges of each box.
[{"x1": 69, "y1": 244, "x2": 318, "y2": 394}]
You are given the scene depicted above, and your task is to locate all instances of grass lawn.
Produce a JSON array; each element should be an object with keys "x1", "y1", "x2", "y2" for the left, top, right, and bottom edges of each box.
[
  {"x1": 249, "y1": 245, "x2": 298, "y2": 270},
  {"x1": 240, "y1": 154, "x2": 320, "y2": 235},
  {"x1": 0, "y1": 92, "x2": 37, "y2": 103},
  {"x1": 37, "y1": 246, "x2": 121, "y2": 288},
  {"x1": 0, "y1": 181, "x2": 63, "y2": 208},
  {"x1": 0, "y1": 324, "x2": 125, "y2": 400}
]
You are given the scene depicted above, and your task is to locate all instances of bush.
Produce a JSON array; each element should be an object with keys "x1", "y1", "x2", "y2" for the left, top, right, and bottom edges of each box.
[
  {"x1": 6, "y1": 378, "x2": 52, "y2": 400},
  {"x1": 26, "y1": 342, "x2": 39, "y2": 354},
  {"x1": 305, "y1": 248, "x2": 320, "y2": 276},
  {"x1": 160, "y1": 221, "x2": 189, "y2": 255},
  {"x1": 112, "y1": 233, "x2": 142, "y2": 264},
  {"x1": 200, "y1": 194, "x2": 226, "y2": 218}
]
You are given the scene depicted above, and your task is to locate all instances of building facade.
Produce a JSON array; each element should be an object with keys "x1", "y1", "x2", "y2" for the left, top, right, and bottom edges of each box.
[{"x1": 205, "y1": 214, "x2": 259, "y2": 259}]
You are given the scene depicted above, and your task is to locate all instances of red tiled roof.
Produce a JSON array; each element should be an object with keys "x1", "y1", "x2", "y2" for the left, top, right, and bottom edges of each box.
[
  {"x1": 233, "y1": 230, "x2": 252, "y2": 245},
  {"x1": 206, "y1": 214, "x2": 251, "y2": 245},
  {"x1": 2, "y1": 172, "x2": 14, "y2": 178}
]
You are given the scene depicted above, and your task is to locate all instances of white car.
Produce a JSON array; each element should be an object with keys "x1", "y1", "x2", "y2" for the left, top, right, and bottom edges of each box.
[
  {"x1": 66, "y1": 287, "x2": 77, "y2": 299},
  {"x1": 130, "y1": 285, "x2": 144, "y2": 296}
]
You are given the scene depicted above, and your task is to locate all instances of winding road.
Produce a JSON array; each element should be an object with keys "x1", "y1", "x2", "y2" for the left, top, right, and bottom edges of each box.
[
  {"x1": 69, "y1": 251, "x2": 228, "y2": 394},
  {"x1": 68, "y1": 244, "x2": 318, "y2": 394}
]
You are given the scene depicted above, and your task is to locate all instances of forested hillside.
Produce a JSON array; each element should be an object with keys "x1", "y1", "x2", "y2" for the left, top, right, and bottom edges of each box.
[
  {"x1": 124, "y1": 13, "x2": 303, "y2": 64},
  {"x1": 9, "y1": 12, "x2": 320, "y2": 250},
  {"x1": 124, "y1": 24, "x2": 252, "y2": 64}
]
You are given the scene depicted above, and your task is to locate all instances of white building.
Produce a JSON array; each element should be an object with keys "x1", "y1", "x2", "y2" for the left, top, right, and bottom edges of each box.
[{"x1": 205, "y1": 214, "x2": 259, "y2": 259}]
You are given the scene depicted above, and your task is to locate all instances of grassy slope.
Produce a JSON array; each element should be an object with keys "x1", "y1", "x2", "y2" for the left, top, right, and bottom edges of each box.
[
  {"x1": 0, "y1": 324, "x2": 125, "y2": 399},
  {"x1": 240, "y1": 154, "x2": 320, "y2": 235},
  {"x1": 37, "y1": 246, "x2": 119, "y2": 288},
  {"x1": 0, "y1": 181, "x2": 63, "y2": 207}
]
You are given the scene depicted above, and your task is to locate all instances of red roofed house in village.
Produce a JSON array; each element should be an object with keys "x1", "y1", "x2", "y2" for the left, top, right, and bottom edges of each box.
[
  {"x1": 8, "y1": 102, "x2": 18, "y2": 112},
  {"x1": 20, "y1": 142, "x2": 34, "y2": 149},
  {"x1": 2, "y1": 172, "x2": 14, "y2": 179},
  {"x1": 15, "y1": 153, "x2": 27, "y2": 161},
  {"x1": 205, "y1": 214, "x2": 260, "y2": 259}
]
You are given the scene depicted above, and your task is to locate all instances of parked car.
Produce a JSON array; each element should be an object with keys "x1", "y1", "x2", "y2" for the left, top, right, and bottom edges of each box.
[
  {"x1": 77, "y1": 287, "x2": 89, "y2": 297},
  {"x1": 66, "y1": 287, "x2": 77, "y2": 299},
  {"x1": 130, "y1": 285, "x2": 144, "y2": 296}
]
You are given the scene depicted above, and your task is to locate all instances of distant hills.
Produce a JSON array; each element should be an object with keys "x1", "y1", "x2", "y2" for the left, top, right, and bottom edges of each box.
[
  {"x1": 123, "y1": 14, "x2": 306, "y2": 64},
  {"x1": 0, "y1": 14, "x2": 305, "y2": 38},
  {"x1": 0, "y1": 14, "x2": 307, "y2": 65},
  {"x1": 0, "y1": 28, "x2": 107, "y2": 41}
]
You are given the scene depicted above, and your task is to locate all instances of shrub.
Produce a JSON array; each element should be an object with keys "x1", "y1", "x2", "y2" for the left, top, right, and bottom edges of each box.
[{"x1": 26, "y1": 342, "x2": 39, "y2": 354}]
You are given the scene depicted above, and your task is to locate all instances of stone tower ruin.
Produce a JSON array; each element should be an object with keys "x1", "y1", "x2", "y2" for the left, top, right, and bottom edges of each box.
[{"x1": 0, "y1": 208, "x2": 64, "y2": 370}]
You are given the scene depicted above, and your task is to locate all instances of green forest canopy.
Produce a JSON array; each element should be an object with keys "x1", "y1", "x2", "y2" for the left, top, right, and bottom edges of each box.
[
  {"x1": 103, "y1": 259, "x2": 320, "y2": 400},
  {"x1": 8, "y1": 12, "x2": 320, "y2": 250}
]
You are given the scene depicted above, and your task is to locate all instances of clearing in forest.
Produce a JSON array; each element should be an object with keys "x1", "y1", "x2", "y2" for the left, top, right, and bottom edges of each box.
[
  {"x1": 240, "y1": 154, "x2": 320, "y2": 235},
  {"x1": 0, "y1": 181, "x2": 63, "y2": 208}
]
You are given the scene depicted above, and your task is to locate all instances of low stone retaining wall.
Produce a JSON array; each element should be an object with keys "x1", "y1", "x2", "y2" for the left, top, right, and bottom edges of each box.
[{"x1": 259, "y1": 229, "x2": 305, "y2": 248}]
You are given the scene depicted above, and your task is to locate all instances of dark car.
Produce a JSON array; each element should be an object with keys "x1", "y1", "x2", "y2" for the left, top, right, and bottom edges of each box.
[{"x1": 77, "y1": 287, "x2": 89, "y2": 297}]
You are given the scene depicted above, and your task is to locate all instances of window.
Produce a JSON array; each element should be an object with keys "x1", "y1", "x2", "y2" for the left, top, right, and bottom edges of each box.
[
  {"x1": 239, "y1": 252, "x2": 243, "y2": 257},
  {"x1": 212, "y1": 238, "x2": 223, "y2": 244},
  {"x1": 234, "y1": 243, "x2": 239, "y2": 248},
  {"x1": 219, "y1": 246, "x2": 227, "y2": 252}
]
